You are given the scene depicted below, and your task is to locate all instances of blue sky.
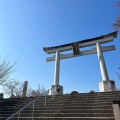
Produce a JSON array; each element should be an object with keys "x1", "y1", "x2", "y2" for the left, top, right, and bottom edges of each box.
[{"x1": 0, "y1": 0, "x2": 120, "y2": 95}]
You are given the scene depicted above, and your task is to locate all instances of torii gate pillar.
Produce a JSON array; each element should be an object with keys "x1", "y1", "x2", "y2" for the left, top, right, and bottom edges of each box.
[
  {"x1": 49, "y1": 50, "x2": 63, "y2": 95},
  {"x1": 96, "y1": 42, "x2": 116, "y2": 92},
  {"x1": 54, "y1": 50, "x2": 60, "y2": 85}
]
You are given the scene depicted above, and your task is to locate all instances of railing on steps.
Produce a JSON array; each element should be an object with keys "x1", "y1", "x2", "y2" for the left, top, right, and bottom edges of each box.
[{"x1": 6, "y1": 88, "x2": 55, "y2": 120}]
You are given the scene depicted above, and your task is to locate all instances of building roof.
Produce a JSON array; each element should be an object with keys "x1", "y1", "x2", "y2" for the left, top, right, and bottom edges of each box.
[{"x1": 43, "y1": 31, "x2": 117, "y2": 52}]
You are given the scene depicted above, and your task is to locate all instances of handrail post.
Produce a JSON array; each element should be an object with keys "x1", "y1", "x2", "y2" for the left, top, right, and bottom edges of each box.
[
  {"x1": 32, "y1": 102, "x2": 34, "y2": 120},
  {"x1": 52, "y1": 92, "x2": 54, "y2": 100},
  {"x1": 18, "y1": 112, "x2": 20, "y2": 120},
  {"x1": 44, "y1": 94, "x2": 46, "y2": 107}
]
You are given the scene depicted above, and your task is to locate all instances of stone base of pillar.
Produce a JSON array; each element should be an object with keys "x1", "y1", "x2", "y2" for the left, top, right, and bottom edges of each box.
[
  {"x1": 49, "y1": 85, "x2": 63, "y2": 95},
  {"x1": 99, "y1": 80, "x2": 116, "y2": 92}
]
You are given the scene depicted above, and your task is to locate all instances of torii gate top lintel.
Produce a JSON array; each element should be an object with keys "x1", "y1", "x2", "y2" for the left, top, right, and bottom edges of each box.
[{"x1": 43, "y1": 31, "x2": 117, "y2": 54}]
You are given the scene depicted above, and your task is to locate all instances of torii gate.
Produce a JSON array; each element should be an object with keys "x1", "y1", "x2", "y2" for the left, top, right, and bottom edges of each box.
[{"x1": 43, "y1": 31, "x2": 117, "y2": 95}]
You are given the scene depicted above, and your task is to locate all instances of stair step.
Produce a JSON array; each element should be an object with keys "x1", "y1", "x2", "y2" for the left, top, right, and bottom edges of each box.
[
  {"x1": 20, "y1": 109, "x2": 114, "y2": 113},
  {"x1": 11, "y1": 113, "x2": 114, "y2": 117},
  {"x1": 23, "y1": 106, "x2": 113, "y2": 110},
  {"x1": 3, "y1": 116, "x2": 115, "y2": 120}
]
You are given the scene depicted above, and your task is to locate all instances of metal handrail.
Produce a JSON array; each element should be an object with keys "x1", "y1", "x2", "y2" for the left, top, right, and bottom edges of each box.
[{"x1": 6, "y1": 88, "x2": 54, "y2": 120}]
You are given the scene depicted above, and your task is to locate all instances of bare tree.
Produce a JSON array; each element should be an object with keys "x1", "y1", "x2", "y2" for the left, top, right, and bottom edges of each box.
[
  {"x1": 3, "y1": 79, "x2": 47, "y2": 98},
  {"x1": 27, "y1": 85, "x2": 46, "y2": 97},
  {"x1": 0, "y1": 57, "x2": 17, "y2": 85},
  {"x1": 113, "y1": 1, "x2": 120, "y2": 30},
  {"x1": 117, "y1": 68, "x2": 120, "y2": 80},
  {"x1": 3, "y1": 80, "x2": 23, "y2": 98},
  {"x1": 113, "y1": 1, "x2": 120, "y2": 80}
]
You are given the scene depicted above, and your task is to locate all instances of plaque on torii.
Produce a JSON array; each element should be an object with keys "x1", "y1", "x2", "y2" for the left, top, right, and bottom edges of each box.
[{"x1": 43, "y1": 31, "x2": 117, "y2": 95}]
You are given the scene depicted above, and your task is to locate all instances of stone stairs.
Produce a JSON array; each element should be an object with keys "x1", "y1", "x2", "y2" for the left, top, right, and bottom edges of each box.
[{"x1": 1, "y1": 91, "x2": 120, "y2": 120}]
